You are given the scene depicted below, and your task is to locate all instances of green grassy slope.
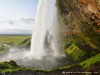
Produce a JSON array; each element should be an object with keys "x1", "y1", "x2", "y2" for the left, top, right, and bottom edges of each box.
[{"x1": 0, "y1": 36, "x2": 30, "y2": 45}]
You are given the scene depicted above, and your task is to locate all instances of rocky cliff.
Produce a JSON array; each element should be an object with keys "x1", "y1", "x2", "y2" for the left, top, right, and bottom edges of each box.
[
  {"x1": 57, "y1": 0, "x2": 100, "y2": 51},
  {"x1": 56, "y1": 0, "x2": 100, "y2": 74}
]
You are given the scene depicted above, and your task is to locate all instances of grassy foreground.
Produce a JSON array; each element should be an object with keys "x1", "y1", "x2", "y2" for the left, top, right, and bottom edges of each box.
[{"x1": 0, "y1": 53, "x2": 100, "y2": 74}]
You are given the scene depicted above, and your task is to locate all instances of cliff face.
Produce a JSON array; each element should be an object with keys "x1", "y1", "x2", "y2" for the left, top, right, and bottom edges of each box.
[
  {"x1": 57, "y1": 0, "x2": 100, "y2": 51},
  {"x1": 56, "y1": 0, "x2": 100, "y2": 73}
]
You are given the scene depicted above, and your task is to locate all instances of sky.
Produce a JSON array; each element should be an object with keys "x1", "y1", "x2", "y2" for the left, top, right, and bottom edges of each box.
[{"x1": 0, "y1": 0, "x2": 39, "y2": 35}]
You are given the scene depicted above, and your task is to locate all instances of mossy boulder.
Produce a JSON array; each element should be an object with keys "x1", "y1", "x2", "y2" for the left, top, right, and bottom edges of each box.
[
  {"x1": 0, "y1": 60, "x2": 18, "y2": 69},
  {"x1": 65, "y1": 44, "x2": 87, "y2": 61}
]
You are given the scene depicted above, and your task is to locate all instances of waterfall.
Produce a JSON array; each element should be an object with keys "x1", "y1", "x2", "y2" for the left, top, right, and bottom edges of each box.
[
  {"x1": 0, "y1": 0, "x2": 66, "y2": 69},
  {"x1": 30, "y1": 0, "x2": 65, "y2": 60}
]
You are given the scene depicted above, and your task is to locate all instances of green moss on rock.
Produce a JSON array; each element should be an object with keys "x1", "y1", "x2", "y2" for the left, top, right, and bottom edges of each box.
[
  {"x1": 65, "y1": 44, "x2": 87, "y2": 61},
  {"x1": 79, "y1": 53, "x2": 100, "y2": 69}
]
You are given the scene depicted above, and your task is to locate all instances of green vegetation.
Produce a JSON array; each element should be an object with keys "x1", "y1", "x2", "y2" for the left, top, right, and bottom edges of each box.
[
  {"x1": 0, "y1": 36, "x2": 30, "y2": 46},
  {"x1": 0, "y1": 0, "x2": 100, "y2": 74},
  {"x1": 20, "y1": 37, "x2": 31, "y2": 48},
  {"x1": 0, "y1": 54, "x2": 100, "y2": 74},
  {"x1": 0, "y1": 60, "x2": 76, "y2": 73},
  {"x1": 0, "y1": 35, "x2": 31, "y2": 53},
  {"x1": 0, "y1": 60, "x2": 18, "y2": 73},
  {"x1": 0, "y1": 44, "x2": 9, "y2": 53},
  {"x1": 0, "y1": 60, "x2": 38, "y2": 73},
  {"x1": 79, "y1": 53, "x2": 100, "y2": 69},
  {"x1": 51, "y1": 64, "x2": 76, "y2": 71},
  {"x1": 65, "y1": 44, "x2": 86, "y2": 61},
  {"x1": 56, "y1": 0, "x2": 100, "y2": 74}
]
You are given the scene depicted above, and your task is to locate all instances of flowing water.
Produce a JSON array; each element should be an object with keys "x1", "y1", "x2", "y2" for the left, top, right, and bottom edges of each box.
[
  {"x1": 30, "y1": 0, "x2": 65, "y2": 60},
  {"x1": 0, "y1": 0, "x2": 66, "y2": 70}
]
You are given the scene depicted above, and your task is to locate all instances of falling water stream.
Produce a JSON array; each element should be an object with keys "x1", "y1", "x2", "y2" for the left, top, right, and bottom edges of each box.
[
  {"x1": 30, "y1": 0, "x2": 64, "y2": 60},
  {"x1": 0, "y1": 0, "x2": 66, "y2": 70}
]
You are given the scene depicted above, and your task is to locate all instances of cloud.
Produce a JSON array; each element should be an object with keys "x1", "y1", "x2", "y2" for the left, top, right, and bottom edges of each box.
[
  {"x1": 0, "y1": 16, "x2": 35, "y2": 27},
  {"x1": 20, "y1": 18, "x2": 35, "y2": 24},
  {"x1": 0, "y1": 16, "x2": 35, "y2": 34}
]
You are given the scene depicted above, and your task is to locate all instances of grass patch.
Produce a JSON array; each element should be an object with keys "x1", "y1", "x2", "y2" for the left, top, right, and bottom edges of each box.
[
  {"x1": 79, "y1": 53, "x2": 100, "y2": 69},
  {"x1": 0, "y1": 44, "x2": 8, "y2": 53},
  {"x1": 0, "y1": 61, "x2": 75, "y2": 73},
  {"x1": 20, "y1": 37, "x2": 31, "y2": 48},
  {"x1": 0, "y1": 35, "x2": 30, "y2": 45}
]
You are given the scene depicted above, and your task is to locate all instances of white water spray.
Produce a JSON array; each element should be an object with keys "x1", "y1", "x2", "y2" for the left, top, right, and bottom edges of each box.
[
  {"x1": 30, "y1": 0, "x2": 65, "y2": 60},
  {"x1": 0, "y1": 0, "x2": 66, "y2": 69}
]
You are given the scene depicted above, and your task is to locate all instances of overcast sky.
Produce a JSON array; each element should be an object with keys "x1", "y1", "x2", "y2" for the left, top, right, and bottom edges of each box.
[{"x1": 0, "y1": 0, "x2": 39, "y2": 34}]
